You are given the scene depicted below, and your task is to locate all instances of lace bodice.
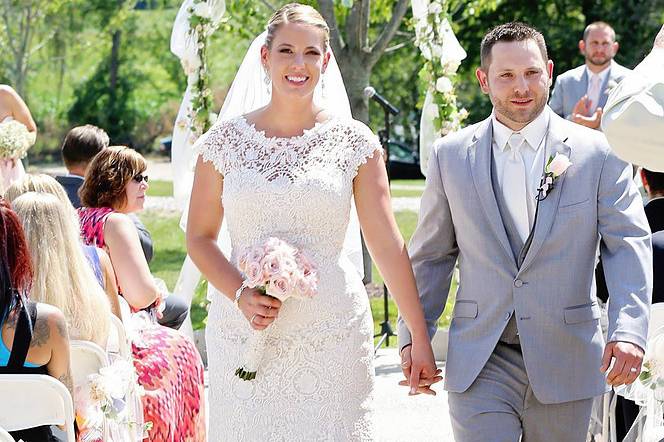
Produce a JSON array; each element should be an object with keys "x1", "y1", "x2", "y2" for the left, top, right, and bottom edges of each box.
[
  {"x1": 203, "y1": 116, "x2": 382, "y2": 441},
  {"x1": 198, "y1": 115, "x2": 382, "y2": 262}
]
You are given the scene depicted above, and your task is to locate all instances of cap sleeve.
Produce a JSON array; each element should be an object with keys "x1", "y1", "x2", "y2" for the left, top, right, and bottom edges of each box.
[
  {"x1": 345, "y1": 120, "x2": 384, "y2": 179},
  {"x1": 195, "y1": 119, "x2": 240, "y2": 176}
]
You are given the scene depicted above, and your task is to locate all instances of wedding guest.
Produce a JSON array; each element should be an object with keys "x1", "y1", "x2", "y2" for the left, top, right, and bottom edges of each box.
[
  {"x1": 0, "y1": 199, "x2": 72, "y2": 442},
  {"x1": 55, "y1": 124, "x2": 154, "y2": 263},
  {"x1": 78, "y1": 146, "x2": 206, "y2": 441},
  {"x1": 602, "y1": 25, "x2": 664, "y2": 172},
  {"x1": 549, "y1": 22, "x2": 630, "y2": 129},
  {"x1": 5, "y1": 174, "x2": 121, "y2": 317},
  {"x1": 12, "y1": 192, "x2": 114, "y2": 348},
  {"x1": 78, "y1": 146, "x2": 188, "y2": 329},
  {"x1": 401, "y1": 22, "x2": 651, "y2": 441},
  {"x1": 640, "y1": 169, "x2": 664, "y2": 302},
  {"x1": 0, "y1": 86, "x2": 36, "y2": 193}
]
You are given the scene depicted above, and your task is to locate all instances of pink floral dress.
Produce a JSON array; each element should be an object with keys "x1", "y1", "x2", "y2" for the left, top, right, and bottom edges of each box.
[{"x1": 78, "y1": 207, "x2": 206, "y2": 442}]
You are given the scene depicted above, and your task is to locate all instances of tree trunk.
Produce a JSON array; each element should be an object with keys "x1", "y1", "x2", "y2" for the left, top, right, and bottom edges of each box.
[
  {"x1": 338, "y1": 53, "x2": 371, "y2": 123},
  {"x1": 109, "y1": 29, "x2": 121, "y2": 96}
]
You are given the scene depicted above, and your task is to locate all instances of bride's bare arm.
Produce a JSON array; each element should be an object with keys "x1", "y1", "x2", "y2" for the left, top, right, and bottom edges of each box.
[
  {"x1": 353, "y1": 151, "x2": 440, "y2": 393},
  {"x1": 186, "y1": 156, "x2": 280, "y2": 330}
]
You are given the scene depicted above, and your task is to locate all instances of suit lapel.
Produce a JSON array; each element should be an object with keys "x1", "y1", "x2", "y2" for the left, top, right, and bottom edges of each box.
[
  {"x1": 519, "y1": 115, "x2": 572, "y2": 273},
  {"x1": 468, "y1": 118, "x2": 515, "y2": 266}
]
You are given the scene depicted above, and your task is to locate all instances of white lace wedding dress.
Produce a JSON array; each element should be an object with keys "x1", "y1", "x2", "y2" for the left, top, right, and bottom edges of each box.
[{"x1": 201, "y1": 115, "x2": 382, "y2": 441}]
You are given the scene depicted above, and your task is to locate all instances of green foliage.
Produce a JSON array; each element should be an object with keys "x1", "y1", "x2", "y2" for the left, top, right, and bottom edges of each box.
[{"x1": 67, "y1": 54, "x2": 143, "y2": 146}]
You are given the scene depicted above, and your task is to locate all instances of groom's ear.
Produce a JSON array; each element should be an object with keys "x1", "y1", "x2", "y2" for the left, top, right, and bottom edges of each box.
[{"x1": 476, "y1": 67, "x2": 490, "y2": 94}]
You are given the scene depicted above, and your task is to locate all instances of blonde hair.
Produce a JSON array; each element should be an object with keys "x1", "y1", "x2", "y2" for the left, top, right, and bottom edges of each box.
[
  {"x1": 5, "y1": 173, "x2": 73, "y2": 207},
  {"x1": 265, "y1": 3, "x2": 330, "y2": 50},
  {"x1": 13, "y1": 192, "x2": 111, "y2": 346}
]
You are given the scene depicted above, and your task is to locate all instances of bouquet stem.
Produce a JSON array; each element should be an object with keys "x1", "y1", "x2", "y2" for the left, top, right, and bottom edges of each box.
[{"x1": 235, "y1": 328, "x2": 268, "y2": 381}]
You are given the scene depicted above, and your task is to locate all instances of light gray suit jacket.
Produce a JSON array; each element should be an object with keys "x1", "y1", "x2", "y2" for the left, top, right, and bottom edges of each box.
[
  {"x1": 549, "y1": 62, "x2": 631, "y2": 119},
  {"x1": 398, "y1": 109, "x2": 652, "y2": 404}
]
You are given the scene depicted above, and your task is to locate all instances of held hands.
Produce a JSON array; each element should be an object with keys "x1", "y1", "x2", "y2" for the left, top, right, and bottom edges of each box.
[
  {"x1": 399, "y1": 342, "x2": 442, "y2": 396},
  {"x1": 600, "y1": 341, "x2": 645, "y2": 386},
  {"x1": 572, "y1": 96, "x2": 602, "y2": 129},
  {"x1": 237, "y1": 288, "x2": 282, "y2": 331}
]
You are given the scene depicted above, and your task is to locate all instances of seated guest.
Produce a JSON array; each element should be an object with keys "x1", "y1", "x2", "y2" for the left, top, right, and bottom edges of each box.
[
  {"x1": 12, "y1": 192, "x2": 114, "y2": 348},
  {"x1": 5, "y1": 174, "x2": 121, "y2": 317},
  {"x1": 641, "y1": 168, "x2": 664, "y2": 302},
  {"x1": 0, "y1": 199, "x2": 72, "y2": 442},
  {"x1": 55, "y1": 125, "x2": 154, "y2": 263},
  {"x1": 77, "y1": 147, "x2": 189, "y2": 330},
  {"x1": 77, "y1": 146, "x2": 206, "y2": 441}
]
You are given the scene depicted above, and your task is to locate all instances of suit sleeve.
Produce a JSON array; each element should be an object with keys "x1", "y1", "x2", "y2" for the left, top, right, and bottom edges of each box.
[
  {"x1": 397, "y1": 142, "x2": 458, "y2": 350},
  {"x1": 130, "y1": 214, "x2": 154, "y2": 264},
  {"x1": 597, "y1": 148, "x2": 652, "y2": 351},
  {"x1": 549, "y1": 76, "x2": 565, "y2": 118}
]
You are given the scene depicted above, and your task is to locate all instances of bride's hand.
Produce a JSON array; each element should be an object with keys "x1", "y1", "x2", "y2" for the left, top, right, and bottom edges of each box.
[
  {"x1": 237, "y1": 288, "x2": 282, "y2": 331},
  {"x1": 399, "y1": 341, "x2": 442, "y2": 396}
]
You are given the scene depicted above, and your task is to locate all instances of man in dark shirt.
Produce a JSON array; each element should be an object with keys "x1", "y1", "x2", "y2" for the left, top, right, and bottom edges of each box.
[{"x1": 56, "y1": 125, "x2": 188, "y2": 330}]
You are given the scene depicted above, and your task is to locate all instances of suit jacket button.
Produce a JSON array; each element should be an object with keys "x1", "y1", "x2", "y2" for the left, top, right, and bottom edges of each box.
[{"x1": 514, "y1": 279, "x2": 523, "y2": 288}]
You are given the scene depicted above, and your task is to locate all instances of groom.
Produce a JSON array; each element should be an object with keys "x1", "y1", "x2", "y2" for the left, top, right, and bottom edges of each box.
[{"x1": 398, "y1": 22, "x2": 652, "y2": 441}]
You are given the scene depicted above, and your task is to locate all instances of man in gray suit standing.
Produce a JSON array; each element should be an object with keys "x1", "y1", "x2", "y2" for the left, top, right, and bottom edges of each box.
[
  {"x1": 398, "y1": 23, "x2": 652, "y2": 441},
  {"x1": 549, "y1": 22, "x2": 631, "y2": 130}
]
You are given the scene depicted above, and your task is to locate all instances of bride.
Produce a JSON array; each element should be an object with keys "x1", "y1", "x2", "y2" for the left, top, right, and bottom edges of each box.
[
  {"x1": 186, "y1": 3, "x2": 440, "y2": 440},
  {"x1": 0, "y1": 85, "x2": 36, "y2": 192}
]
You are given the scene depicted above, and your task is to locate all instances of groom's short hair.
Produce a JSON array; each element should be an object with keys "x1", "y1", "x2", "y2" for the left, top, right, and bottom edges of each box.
[{"x1": 480, "y1": 22, "x2": 548, "y2": 70}]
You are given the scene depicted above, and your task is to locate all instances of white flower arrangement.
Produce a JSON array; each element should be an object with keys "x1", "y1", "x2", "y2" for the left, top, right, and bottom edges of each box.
[
  {"x1": 185, "y1": 0, "x2": 224, "y2": 137},
  {"x1": 75, "y1": 359, "x2": 150, "y2": 440},
  {"x1": 0, "y1": 119, "x2": 35, "y2": 159},
  {"x1": 412, "y1": 0, "x2": 467, "y2": 136}
]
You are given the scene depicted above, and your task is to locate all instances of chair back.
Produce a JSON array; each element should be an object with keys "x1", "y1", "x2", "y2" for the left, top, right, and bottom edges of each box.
[
  {"x1": 70, "y1": 340, "x2": 109, "y2": 389},
  {"x1": 107, "y1": 315, "x2": 131, "y2": 359},
  {"x1": 0, "y1": 427, "x2": 14, "y2": 442},
  {"x1": 0, "y1": 374, "x2": 75, "y2": 442}
]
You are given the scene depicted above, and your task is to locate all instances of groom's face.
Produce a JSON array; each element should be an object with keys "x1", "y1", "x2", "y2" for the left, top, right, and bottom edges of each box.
[{"x1": 476, "y1": 39, "x2": 553, "y2": 130}]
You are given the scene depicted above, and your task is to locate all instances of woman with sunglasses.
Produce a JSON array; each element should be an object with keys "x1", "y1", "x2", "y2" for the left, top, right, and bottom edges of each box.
[{"x1": 77, "y1": 146, "x2": 206, "y2": 441}]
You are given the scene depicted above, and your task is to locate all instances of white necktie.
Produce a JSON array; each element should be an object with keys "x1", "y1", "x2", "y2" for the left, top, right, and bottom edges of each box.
[
  {"x1": 588, "y1": 74, "x2": 601, "y2": 113},
  {"x1": 503, "y1": 133, "x2": 530, "y2": 242}
]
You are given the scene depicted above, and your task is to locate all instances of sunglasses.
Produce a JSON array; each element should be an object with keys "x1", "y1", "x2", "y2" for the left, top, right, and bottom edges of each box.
[{"x1": 132, "y1": 173, "x2": 149, "y2": 184}]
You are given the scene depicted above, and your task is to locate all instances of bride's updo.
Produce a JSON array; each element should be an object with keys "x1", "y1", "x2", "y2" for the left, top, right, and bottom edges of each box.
[{"x1": 265, "y1": 3, "x2": 330, "y2": 50}]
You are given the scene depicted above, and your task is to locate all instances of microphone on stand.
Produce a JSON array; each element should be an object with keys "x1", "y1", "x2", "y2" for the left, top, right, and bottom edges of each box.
[{"x1": 363, "y1": 86, "x2": 399, "y2": 116}]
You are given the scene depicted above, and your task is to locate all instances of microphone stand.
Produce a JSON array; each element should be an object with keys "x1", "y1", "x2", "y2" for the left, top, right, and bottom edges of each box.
[{"x1": 374, "y1": 105, "x2": 396, "y2": 353}]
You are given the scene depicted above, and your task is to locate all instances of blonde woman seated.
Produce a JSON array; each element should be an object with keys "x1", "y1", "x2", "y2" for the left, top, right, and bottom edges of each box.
[
  {"x1": 12, "y1": 192, "x2": 112, "y2": 348},
  {"x1": 5, "y1": 174, "x2": 121, "y2": 319},
  {"x1": 77, "y1": 146, "x2": 205, "y2": 441},
  {"x1": 0, "y1": 199, "x2": 72, "y2": 442}
]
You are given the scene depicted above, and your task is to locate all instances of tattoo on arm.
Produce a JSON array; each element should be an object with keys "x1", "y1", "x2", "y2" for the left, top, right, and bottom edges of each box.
[
  {"x1": 57, "y1": 371, "x2": 74, "y2": 397},
  {"x1": 54, "y1": 316, "x2": 69, "y2": 339}
]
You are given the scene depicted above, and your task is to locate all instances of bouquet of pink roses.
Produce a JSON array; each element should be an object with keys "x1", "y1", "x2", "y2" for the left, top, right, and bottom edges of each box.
[{"x1": 235, "y1": 237, "x2": 318, "y2": 380}]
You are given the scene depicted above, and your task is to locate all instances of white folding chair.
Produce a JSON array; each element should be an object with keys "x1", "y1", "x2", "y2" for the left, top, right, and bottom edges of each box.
[
  {"x1": 106, "y1": 314, "x2": 131, "y2": 359},
  {"x1": 0, "y1": 427, "x2": 14, "y2": 442},
  {"x1": 0, "y1": 374, "x2": 75, "y2": 442},
  {"x1": 70, "y1": 340, "x2": 109, "y2": 389}
]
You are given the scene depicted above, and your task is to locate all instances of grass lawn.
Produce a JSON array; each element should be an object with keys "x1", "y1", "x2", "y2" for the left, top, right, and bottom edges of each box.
[{"x1": 147, "y1": 180, "x2": 173, "y2": 197}]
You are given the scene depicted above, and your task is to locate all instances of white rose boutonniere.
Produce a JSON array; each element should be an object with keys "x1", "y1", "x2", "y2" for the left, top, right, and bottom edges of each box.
[
  {"x1": 537, "y1": 153, "x2": 572, "y2": 200},
  {"x1": 605, "y1": 79, "x2": 619, "y2": 95}
]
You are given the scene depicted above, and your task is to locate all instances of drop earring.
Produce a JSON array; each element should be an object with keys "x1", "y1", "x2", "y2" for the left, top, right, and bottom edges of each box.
[
  {"x1": 321, "y1": 74, "x2": 326, "y2": 99},
  {"x1": 263, "y1": 66, "x2": 271, "y2": 95}
]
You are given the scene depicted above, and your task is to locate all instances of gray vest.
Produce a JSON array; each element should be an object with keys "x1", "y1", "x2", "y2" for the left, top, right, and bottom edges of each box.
[{"x1": 491, "y1": 153, "x2": 532, "y2": 345}]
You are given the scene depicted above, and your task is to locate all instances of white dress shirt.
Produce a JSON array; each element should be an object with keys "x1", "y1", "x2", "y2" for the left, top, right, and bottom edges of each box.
[
  {"x1": 585, "y1": 64, "x2": 610, "y2": 112},
  {"x1": 492, "y1": 107, "x2": 551, "y2": 230}
]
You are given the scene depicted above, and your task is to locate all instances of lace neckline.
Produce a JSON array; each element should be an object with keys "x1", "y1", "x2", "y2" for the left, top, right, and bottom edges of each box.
[{"x1": 236, "y1": 115, "x2": 339, "y2": 142}]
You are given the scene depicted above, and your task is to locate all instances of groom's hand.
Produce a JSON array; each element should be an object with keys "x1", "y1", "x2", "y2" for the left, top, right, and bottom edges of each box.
[
  {"x1": 600, "y1": 341, "x2": 644, "y2": 386},
  {"x1": 399, "y1": 345, "x2": 442, "y2": 395}
]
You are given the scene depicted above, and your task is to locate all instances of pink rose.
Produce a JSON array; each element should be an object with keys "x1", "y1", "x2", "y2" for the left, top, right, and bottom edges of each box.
[
  {"x1": 267, "y1": 276, "x2": 291, "y2": 301},
  {"x1": 245, "y1": 262, "x2": 264, "y2": 287},
  {"x1": 548, "y1": 153, "x2": 572, "y2": 177},
  {"x1": 261, "y1": 254, "x2": 282, "y2": 278}
]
